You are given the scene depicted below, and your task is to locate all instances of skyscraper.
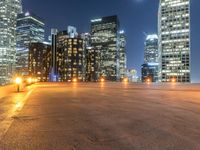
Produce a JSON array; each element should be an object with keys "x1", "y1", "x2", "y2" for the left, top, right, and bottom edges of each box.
[
  {"x1": 16, "y1": 12, "x2": 45, "y2": 75},
  {"x1": 56, "y1": 30, "x2": 84, "y2": 82},
  {"x1": 142, "y1": 34, "x2": 159, "y2": 83},
  {"x1": 91, "y1": 15, "x2": 120, "y2": 81},
  {"x1": 158, "y1": 0, "x2": 191, "y2": 83},
  {"x1": 119, "y1": 30, "x2": 127, "y2": 79},
  {"x1": 29, "y1": 42, "x2": 51, "y2": 82},
  {"x1": 144, "y1": 34, "x2": 158, "y2": 64},
  {"x1": 0, "y1": 0, "x2": 22, "y2": 84}
]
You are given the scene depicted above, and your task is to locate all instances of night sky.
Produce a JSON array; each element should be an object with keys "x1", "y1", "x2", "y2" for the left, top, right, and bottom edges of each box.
[{"x1": 23, "y1": 0, "x2": 200, "y2": 83}]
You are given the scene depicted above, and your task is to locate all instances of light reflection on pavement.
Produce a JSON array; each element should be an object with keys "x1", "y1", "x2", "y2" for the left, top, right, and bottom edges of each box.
[
  {"x1": 0, "y1": 83, "x2": 200, "y2": 149},
  {"x1": 0, "y1": 84, "x2": 35, "y2": 140}
]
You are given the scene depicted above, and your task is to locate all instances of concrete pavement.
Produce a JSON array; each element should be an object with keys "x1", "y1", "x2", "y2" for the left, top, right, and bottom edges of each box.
[{"x1": 0, "y1": 82, "x2": 200, "y2": 150}]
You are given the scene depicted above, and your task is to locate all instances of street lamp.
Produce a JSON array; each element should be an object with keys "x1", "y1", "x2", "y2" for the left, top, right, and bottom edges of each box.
[{"x1": 15, "y1": 77, "x2": 22, "y2": 92}]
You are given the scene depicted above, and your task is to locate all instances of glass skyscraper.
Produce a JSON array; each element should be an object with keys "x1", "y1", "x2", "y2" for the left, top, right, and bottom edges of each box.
[
  {"x1": 144, "y1": 34, "x2": 158, "y2": 64},
  {"x1": 49, "y1": 27, "x2": 84, "y2": 82},
  {"x1": 142, "y1": 34, "x2": 159, "y2": 83},
  {"x1": 119, "y1": 30, "x2": 127, "y2": 79},
  {"x1": 16, "y1": 12, "x2": 45, "y2": 75},
  {"x1": 158, "y1": 0, "x2": 191, "y2": 82},
  {"x1": 91, "y1": 15, "x2": 120, "y2": 81},
  {"x1": 0, "y1": 0, "x2": 22, "y2": 84}
]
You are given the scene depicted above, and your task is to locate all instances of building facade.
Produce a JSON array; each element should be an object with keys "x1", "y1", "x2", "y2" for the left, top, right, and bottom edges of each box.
[
  {"x1": 0, "y1": 0, "x2": 22, "y2": 84},
  {"x1": 16, "y1": 12, "x2": 45, "y2": 76},
  {"x1": 144, "y1": 34, "x2": 158, "y2": 64},
  {"x1": 85, "y1": 47, "x2": 100, "y2": 81},
  {"x1": 158, "y1": 0, "x2": 191, "y2": 82},
  {"x1": 142, "y1": 34, "x2": 159, "y2": 83},
  {"x1": 119, "y1": 30, "x2": 127, "y2": 79},
  {"x1": 141, "y1": 63, "x2": 159, "y2": 82},
  {"x1": 50, "y1": 28, "x2": 58, "y2": 81},
  {"x1": 28, "y1": 42, "x2": 51, "y2": 82},
  {"x1": 56, "y1": 30, "x2": 84, "y2": 82},
  {"x1": 91, "y1": 15, "x2": 120, "y2": 81},
  {"x1": 127, "y1": 69, "x2": 138, "y2": 82}
]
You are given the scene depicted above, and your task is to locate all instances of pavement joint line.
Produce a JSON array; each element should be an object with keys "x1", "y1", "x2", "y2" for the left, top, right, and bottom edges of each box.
[{"x1": 0, "y1": 87, "x2": 35, "y2": 141}]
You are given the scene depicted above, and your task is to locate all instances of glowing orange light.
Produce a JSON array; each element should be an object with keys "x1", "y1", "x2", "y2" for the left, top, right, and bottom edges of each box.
[
  {"x1": 73, "y1": 78, "x2": 77, "y2": 82},
  {"x1": 32, "y1": 78, "x2": 38, "y2": 83},
  {"x1": 123, "y1": 78, "x2": 128, "y2": 82},
  {"x1": 27, "y1": 77, "x2": 32, "y2": 84},
  {"x1": 100, "y1": 78, "x2": 105, "y2": 82},
  {"x1": 147, "y1": 78, "x2": 151, "y2": 83},
  {"x1": 171, "y1": 78, "x2": 176, "y2": 83},
  {"x1": 15, "y1": 77, "x2": 22, "y2": 85}
]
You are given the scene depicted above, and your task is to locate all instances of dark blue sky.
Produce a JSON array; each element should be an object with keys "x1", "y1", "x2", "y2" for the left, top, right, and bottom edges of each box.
[{"x1": 23, "y1": 0, "x2": 200, "y2": 83}]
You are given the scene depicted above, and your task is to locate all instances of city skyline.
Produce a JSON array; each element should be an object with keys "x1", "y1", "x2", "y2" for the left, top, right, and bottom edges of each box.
[
  {"x1": 22, "y1": 0, "x2": 200, "y2": 83},
  {"x1": 1, "y1": 1, "x2": 200, "y2": 148}
]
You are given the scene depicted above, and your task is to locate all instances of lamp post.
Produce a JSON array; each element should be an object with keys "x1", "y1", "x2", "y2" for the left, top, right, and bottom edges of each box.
[{"x1": 15, "y1": 77, "x2": 22, "y2": 92}]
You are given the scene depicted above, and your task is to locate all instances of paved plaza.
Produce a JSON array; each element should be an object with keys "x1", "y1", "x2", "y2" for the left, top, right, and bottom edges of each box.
[{"x1": 0, "y1": 82, "x2": 200, "y2": 149}]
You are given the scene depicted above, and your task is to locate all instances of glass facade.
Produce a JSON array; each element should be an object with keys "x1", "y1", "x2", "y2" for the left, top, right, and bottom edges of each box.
[
  {"x1": 16, "y1": 12, "x2": 45, "y2": 76},
  {"x1": 0, "y1": 0, "x2": 22, "y2": 84},
  {"x1": 119, "y1": 30, "x2": 127, "y2": 79},
  {"x1": 142, "y1": 34, "x2": 159, "y2": 83},
  {"x1": 91, "y1": 16, "x2": 120, "y2": 81},
  {"x1": 144, "y1": 34, "x2": 158, "y2": 64},
  {"x1": 158, "y1": 0, "x2": 191, "y2": 82},
  {"x1": 142, "y1": 63, "x2": 159, "y2": 82}
]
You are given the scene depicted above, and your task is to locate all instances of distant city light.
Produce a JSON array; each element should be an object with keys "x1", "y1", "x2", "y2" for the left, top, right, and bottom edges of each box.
[
  {"x1": 119, "y1": 30, "x2": 125, "y2": 34},
  {"x1": 146, "y1": 34, "x2": 158, "y2": 40},
  {"x1": 25, "y1": 11, "x2": 30, "y2": 16},
  {"x1": 91, "y1": 18, "x2": 102, "y2": 23}
]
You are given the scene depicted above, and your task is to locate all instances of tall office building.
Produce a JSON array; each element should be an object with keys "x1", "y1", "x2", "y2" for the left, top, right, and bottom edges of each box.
[
  {"x1": 142, "y1": 34, "x2": 159, "y2": 82},
  {"x1": 119, "y1": 30, "x2": 127, "y2": 79},
  {"x1": 91, "y1": 15, "x2": 120, "y2": 81},
  {"x1": 56, "y1": 30, "x2": 84, "y2": 82},
  {"x1": 85, "y1": 47, "x2": 100, "y2": 82},
  {"x1": 29, "y1": 42, "x2": 51, "y2": 82},
  {"x1": 144, "y1": 34, "x2": 158, "y2": 64},
  {"x1": 158, "y1": 0, "x2": 191, "y2": 82},
  {"x1": 0, "y1": 0, "x2": 22, "y2": 84},
  {"x1": 35, "y1": 27, "x2": 84, "y2": 82},
  {"x1": 16, "y1": 12, "x2": 45, "y2": 75}
]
